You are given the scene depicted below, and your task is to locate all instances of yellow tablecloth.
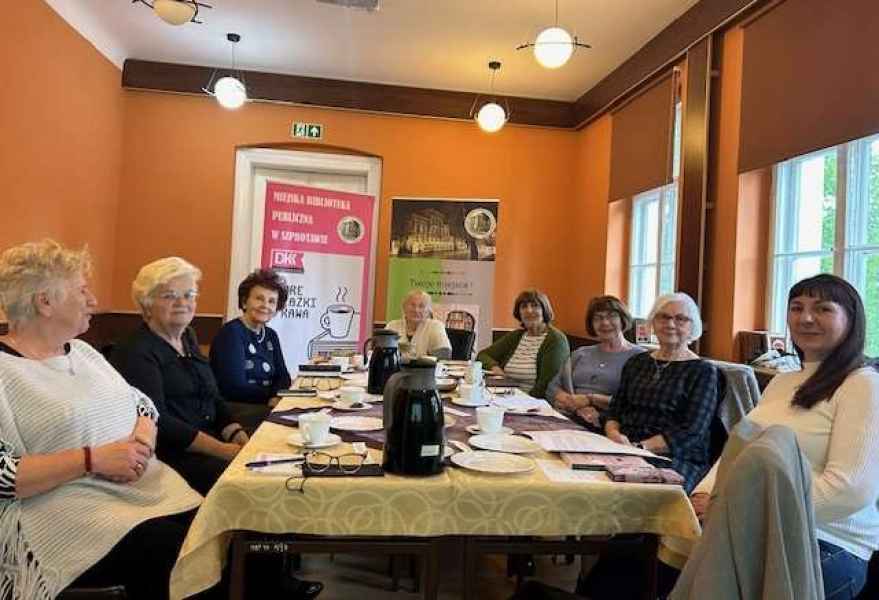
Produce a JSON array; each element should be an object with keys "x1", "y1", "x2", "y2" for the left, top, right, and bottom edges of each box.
[{"x1": 169, "y1": 398, "x2": 701, "y2": 599}]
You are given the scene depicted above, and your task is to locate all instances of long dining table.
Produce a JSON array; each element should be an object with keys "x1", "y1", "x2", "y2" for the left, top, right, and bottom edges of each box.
[{"x1": 168, "y1": 388, "x2": 701, "y2": 600}]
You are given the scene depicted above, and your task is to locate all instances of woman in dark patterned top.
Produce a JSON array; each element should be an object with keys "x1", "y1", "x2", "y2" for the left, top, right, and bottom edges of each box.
[
  {"x1": 604, "y1": 292, "x2": 720, "y2": 493},
  {"x1": 112, "y1": 257, "x2": 248, "y2": 497},
  {"x1": 210, "y1": 269, "x2": 291, "y2": 408}
]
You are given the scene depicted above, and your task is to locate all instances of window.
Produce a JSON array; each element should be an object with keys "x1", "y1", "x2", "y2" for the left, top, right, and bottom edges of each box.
[
  {"x1": 770, "y1": 133, "x2": 879, "y2": 355},
  {"x1": 629, "y1": 182, "x2": 678, "y2": 318}
]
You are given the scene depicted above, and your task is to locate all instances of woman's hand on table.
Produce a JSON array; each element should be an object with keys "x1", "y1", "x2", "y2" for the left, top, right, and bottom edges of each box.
[
  {"x1": 555, "y1": 392, "x2": 590, "y2": 414},
  {"x1": 92, "y1": 439, "x2": 152, "y2": 483},
  {"x1": 231, "y1": 429, "x2": 249, "y2": 447},
  {"x1": 690, "y1": 492, "x2": 711, "y2": 521},
  {"x1": 489, "y1": 366, "x2": 505, "y2": 376},
  {"x1": 217, "y1": 442, "x2": 243, "y2": 461},
  {"x1": 575, "y1": 406, "x2": 601, "y2": 426},
  {"x1": 606, "y1": 430, "x2": 631, "y2": 446}
]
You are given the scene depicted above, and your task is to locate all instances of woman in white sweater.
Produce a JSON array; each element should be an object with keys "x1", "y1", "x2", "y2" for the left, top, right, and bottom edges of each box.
[
  {"x1": 691, "y1": 274, "x2": 879, "y2": 599},
  {"x1": 0, "y1": 240, "x2": 202, "y2": 600}
]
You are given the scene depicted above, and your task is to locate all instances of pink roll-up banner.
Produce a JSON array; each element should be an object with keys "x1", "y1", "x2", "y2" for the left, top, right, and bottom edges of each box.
[{"x1": 261, "y1": 181, "x2": 376, "y2": 371}]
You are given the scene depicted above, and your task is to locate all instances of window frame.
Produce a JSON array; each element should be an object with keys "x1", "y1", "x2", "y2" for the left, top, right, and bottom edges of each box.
[
  {"x1": 628, "y1": 181, "x2": 679, "y2": 318},
  {"x1": 768, "y1": 133, "x2": 879, "y2": 351}
]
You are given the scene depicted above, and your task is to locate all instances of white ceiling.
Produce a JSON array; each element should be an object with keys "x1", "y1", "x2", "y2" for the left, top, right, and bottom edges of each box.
[{"x1": 46, "y1": 0, "x2": 700, "y2": 102}]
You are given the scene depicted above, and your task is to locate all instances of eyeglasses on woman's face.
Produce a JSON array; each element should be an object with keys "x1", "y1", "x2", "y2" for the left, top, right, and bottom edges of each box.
[
  {"x1": 154, "y1": 289, "x2": 199, "y2": 303},
  {"x1": 592, "y1": 311, "x2": 621, "y2": 323},
  {"x1": 653, "y1": 313, "x2": 692, "y2": 326}
]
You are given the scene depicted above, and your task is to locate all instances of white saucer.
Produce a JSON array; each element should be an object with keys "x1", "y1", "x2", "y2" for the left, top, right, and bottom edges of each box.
[
  {"x1": 466, "y1": 424, "x2": 513, "y2": 435},
  {"x1": 330, "y1": 416, "x2": 384, "y2": 432},
  {"x1": 468, "y1": 433, "x2": 541, "y2": 454},
  {"x1": 286, "y1": 431, "x2": 342, "y2": 449},
  {"x1": 451, "y1": 397, "x2": 489, "y2": 408},
  {"x1": 331, "y1": 400, "x2": 373, "y2": 411},
  {"x1": 450, "y1": 451, "x2": 535, "y2": 474}
]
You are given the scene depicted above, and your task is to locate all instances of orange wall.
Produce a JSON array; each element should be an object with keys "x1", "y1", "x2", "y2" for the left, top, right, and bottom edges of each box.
[
  {"x1": 113, "y1": 92, "x2": 581, "y2": 328},
  {"x1": 0, "y1": 1, "x2": 123, "y2": 309}
]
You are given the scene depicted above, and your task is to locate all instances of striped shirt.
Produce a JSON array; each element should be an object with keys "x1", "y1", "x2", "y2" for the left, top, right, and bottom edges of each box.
[{"x1": 504, "y1": 333, "x2": 547, "y2": 391}]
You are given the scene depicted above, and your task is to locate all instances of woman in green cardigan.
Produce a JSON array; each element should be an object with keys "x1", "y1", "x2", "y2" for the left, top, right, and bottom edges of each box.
[{"x1": 477, "y1": 289, "x2": 570, "y2": 398}]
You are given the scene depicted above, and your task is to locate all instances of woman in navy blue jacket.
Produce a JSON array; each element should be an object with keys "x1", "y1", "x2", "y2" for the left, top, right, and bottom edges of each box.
[{"x1": 210, "y1": 269, "x2": 291, "y2": 407}]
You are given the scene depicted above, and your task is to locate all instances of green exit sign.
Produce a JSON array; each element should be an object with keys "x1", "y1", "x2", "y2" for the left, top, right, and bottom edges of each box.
[{"x1": 292, "y1": 122, "x2": 323, "y2": 140}]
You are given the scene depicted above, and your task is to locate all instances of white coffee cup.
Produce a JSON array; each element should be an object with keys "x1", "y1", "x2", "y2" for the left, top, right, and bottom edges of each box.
[
  {"x1": 458, "y1": 383, "x2": 485, "y2": 405},
  {"x1": 476, "y1": 406, "x2": 505, "y2": 434},
  {"x1": 435, "y1": 363, "x2": 448, "y2": 378},
  {"x1": 351, "y1": 354, "x2": 365, "y2": 369},
  {"x1": 331, "y1": 355, "x2": 350, "y2": 370},
  {"x1": 339, "y1": 386, "x2": 363, "y2": 406},
  {"x1": 298, "y1": 412, "x2": 331, "y2": 445},
  {"x1": 465, "y1": 361, "x2": 483, "y2": 384}
]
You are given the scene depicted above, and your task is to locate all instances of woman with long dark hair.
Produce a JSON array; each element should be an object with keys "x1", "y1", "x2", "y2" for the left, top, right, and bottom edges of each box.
[{"x1": 689, "y1": 274, "x2": 879, "y2": 599}]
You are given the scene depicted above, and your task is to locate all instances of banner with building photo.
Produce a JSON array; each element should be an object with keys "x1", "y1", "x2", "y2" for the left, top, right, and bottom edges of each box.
[
  {"x1": 386, "y1": 197, "x2": 499, "y2": 354},
  {"x1": 261, "y1": 181, "x2": 377, "y2": 370}
]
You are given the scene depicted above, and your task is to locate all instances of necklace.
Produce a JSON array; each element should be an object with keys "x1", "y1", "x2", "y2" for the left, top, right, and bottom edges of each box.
[
  {"x1": 651, "y1": 356, "x2": 673, "y2": 381},
  {"x1": 241, "y1": 318, "x2": 266, "y2": 344}
]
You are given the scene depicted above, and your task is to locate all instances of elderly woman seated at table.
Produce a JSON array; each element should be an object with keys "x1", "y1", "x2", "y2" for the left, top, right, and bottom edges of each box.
[
  {"x1": 604, "y1": 292, "x2": 720, "y2": 493},
  {"x1": 385, "y1": 289, "x2": 452, "y2": 359},
  {"x1": 546, "y1": 295, "x2": 644, "y2": 429},
  {"x1": 111, "y1": 257, "x2": 249, "y2": 497},
  {"x1": 210, "y1": 268, "x2": 291, "y2": 410},
  {"x1": 0, "y1": 240, "x2": 201, "y2": 600},
  {"x1": 477, "y1": 289, "x2": 570, "y2": 398}
]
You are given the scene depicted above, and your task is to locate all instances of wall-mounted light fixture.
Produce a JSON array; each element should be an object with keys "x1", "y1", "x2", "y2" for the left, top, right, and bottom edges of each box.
[
  {"x1": 204, "y1": 33, "x2": 248, "y2": 110},
  {"x1": 470, "y1": 61, "x2": 509, "y2": 133},
  {"x1": 517, "y1": 0, "x2": 590, "y2": 69}
]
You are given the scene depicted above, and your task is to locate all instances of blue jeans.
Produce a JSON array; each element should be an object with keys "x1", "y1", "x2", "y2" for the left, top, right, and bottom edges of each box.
[{"x1": 820, "y1": 540, "x2": 868, "y2": 599}]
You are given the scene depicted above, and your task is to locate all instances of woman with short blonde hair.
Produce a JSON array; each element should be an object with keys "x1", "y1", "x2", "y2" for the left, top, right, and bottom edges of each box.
[
  {"x1": 112, "y1": 257, "x2": 248, "y2": 497},
  {"x1": 385, "y1": 289, "x2": 452, "y2": 359},
  {"x1": 0, "y1": 240, "x2": 201, "y2": 599}
]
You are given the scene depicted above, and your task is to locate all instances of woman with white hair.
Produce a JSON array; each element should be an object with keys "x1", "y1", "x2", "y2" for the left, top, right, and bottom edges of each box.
[
  {"x1": 385, "y1": 289, "x2": 452, "y2": 359},
  {"x1": 603, "y1": 292, "x2": 720, "y2": 493},
  {"x1": 0, "y1": 240, "x2": 201, "y2": 599},
  {"x1": 111, "y1": 257, "x2": 249, "y2": 496}
]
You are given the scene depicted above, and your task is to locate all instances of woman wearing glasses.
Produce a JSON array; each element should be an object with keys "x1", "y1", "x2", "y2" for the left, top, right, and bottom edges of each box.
[
  {"x1": 546, "y1": 296, "x2": 645, "y2": 429},
  {"x1": 111, "y1": 257, "x2": 249, "y2": 496},
  {"x1": 603, "y1": 292, "x2": 720, "y2": 493}
]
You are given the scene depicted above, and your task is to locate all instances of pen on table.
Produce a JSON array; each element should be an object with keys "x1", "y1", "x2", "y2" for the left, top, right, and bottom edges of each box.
[{"x1": 245, "y1": 458, "x2": 305, "y2": 468}]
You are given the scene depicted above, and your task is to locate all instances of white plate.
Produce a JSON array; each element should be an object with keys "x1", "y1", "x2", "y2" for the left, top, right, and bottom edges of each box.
[
  {"x1": 450, "y1": 451, "x2": 535, "y2": 474},
  {"x1": 331, "y1": 400, "x2": 373, "y2": 411},
  {"x1": 468, "y1": 434, "x2": 541, "y2": 454},
  {"x1": 451, "y1": 397, "x2": 489, "y2": 408},
  {"x1": 286, "y1": 432, "x2": 342, "y2": 449},
  {"x1": 466, "y1": 424, "x2": 514, "y2": 435},
  {"x1": 330, "y1": 416, "x2": 384, "y2": 432}
]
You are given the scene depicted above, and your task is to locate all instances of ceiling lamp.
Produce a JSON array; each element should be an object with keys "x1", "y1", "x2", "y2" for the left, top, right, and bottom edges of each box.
[
  {"x1": 517, "y1": 0, "x2": 591, "y2": 69},
  {"x1": 204, "y1": 34, "x2": 248, "y2": 110},
  {"x1": 470, "y1": 61, "x2": 510, "y2": 133},
  {"x1": 133, "y1": 0, "x2": 212, "y2": 25}
]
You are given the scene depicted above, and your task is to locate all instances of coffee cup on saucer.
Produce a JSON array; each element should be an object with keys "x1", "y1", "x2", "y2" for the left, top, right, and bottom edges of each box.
[
  {"x1": 476, "y1": 406, "x2": 505, "y2": 434},
  {"x1": 339, "y1": 386, "x2": 364, "y2": 406},
  {"x1": 331, "y1": 355, "x2": 351, "y2": 370},
  {"x1": 298, "y1": 412, "x2": 331, "y2": 445},
  {"x1": 458, "y1": 383, "x2": 485, "y2": 405},
  {"x1": 465, "y1": 361, "x2": 483, "y2": 385}
]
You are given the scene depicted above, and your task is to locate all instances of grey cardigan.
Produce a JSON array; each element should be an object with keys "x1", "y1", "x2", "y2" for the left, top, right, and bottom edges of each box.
[{"x1": 671, "y1": 420, "x2": 824, "y2": 600}]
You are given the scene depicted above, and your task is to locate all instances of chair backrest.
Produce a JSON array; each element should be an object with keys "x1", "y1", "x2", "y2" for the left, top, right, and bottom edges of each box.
[
  {"x1": 445, "y1": 310, "x2": 476, "y2": 332},
  {"x1": 446, "y1": 328, "x2": 475, "y2": 361}
]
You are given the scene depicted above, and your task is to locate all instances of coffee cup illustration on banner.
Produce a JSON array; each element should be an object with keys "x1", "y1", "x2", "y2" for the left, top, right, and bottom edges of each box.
[{"x1": 320, "y1": 303, "x2": 356, "y2": 338}]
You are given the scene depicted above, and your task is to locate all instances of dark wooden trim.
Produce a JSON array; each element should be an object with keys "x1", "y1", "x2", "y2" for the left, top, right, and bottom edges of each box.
[
  {"x1": 572, "y1": 0, "x2": 761, "y2": 128},
  {"x1": 122, "y1": 60, "x2": 576, "y2": 129},
  {"x1": 675, "y1": 38, "x2": 713, "y2": 316}
]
